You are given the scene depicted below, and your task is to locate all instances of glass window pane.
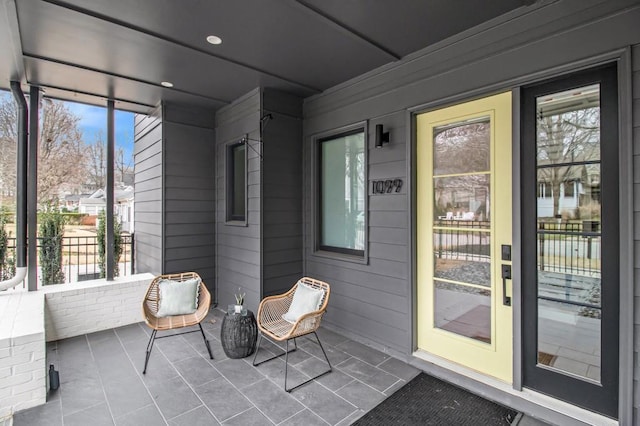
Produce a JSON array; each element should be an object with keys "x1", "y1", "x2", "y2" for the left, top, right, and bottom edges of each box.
[
  {"x1": 537, "y1": 298, "x2": 601, "y2": 382},
  {"x1": 434, "y1": 231, "x2": 490, "y2": 287},
  {"x1": 434, "y1": 175, "x2": 490, "y2": 224},
  {"x1": 435, "y1": 281, "x2": 491, "y2": 344},
  {"x1": 433, "y1": 118, "x2": 490, "y2": 176},
  {"x1": 320, "y1": 131, "x2": 365, "y2": 253},
  {"x1": 229, "y1": 143, "x2": 245, "y2": 220},
  {"x1": 536, "y1": 84, "x2": 602, "y2": 382}
]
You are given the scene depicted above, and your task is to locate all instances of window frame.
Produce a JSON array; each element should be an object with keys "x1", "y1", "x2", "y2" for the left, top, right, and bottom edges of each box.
[
  {"x1": 225, "y1": 136, "x2": 248, "y2": 225},
  {"x1": 312, "y1": 122, "x2": 368, "y2": 263}
]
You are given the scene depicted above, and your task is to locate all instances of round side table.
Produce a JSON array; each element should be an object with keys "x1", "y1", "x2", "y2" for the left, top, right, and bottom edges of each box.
[{"x1": 220, "y1": 309, "x2": 258, "y2": 359}]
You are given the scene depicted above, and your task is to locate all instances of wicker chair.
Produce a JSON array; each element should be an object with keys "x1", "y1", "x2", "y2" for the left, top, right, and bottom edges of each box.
[
  {"x1": 252, "y1": 277, "x2": 332, "y2": 392},
  {"x1": 142, "y1": 272, "x2": 213, "y2": 374}
]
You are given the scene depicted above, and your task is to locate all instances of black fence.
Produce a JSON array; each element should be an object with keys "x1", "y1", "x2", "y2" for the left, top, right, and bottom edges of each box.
[
  {"x1": 433, "y1": 219, "x2": 600, "y2": 277},
  {"x1": 2, "y1": 234, "x2": 134, "y2": 286}
]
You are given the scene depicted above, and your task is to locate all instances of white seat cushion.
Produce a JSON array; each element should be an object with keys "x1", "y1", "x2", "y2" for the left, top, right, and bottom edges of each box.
[
  {"x1": 156, "y1": 277, "x2": 200, "y2": 317},
  {"x1": 282, "y1": 283, "x2": 324, "y2": 323}
]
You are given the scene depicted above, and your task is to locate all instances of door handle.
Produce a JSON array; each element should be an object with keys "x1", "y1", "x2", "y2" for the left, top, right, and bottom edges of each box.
[{"x1": 501, "y1": 264, "x2": 512, "y2": 306}]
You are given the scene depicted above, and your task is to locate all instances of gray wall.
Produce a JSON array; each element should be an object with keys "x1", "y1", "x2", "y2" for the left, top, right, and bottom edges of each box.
[
  {"x1": 162, "y1": 104, "x2": 216, "y2": 288},
  {"x1": 134, "y1": 103, "x2": 216, "y2": 291},
  {"x1": 134, "y1": 108, "x2": 163, "y2": 275},
  {"x1": 302, "y1": 0, "x2": 639, "y2": 415},
  {"x1": 215, "y1": 89, "x2": 262, "y2": 311},
  {"x1": 262, "y1": 89, "x2": 303, "y2": 296},
  {"x1": 214, "y1": 88, "x2": 304, "y2": 310}
]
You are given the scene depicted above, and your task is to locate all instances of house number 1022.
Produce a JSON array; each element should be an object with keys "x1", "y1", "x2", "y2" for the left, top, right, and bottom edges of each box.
[{"x1": 371, "y1": 179, "x2": 403, "y2": 194}]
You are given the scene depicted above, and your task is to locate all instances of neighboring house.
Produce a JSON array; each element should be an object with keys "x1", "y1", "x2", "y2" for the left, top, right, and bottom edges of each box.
[{"x1": 115, "y1": 186, "x2": 134, "y2": 233}]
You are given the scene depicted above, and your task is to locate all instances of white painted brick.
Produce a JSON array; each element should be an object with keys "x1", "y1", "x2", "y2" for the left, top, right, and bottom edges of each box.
[
  {"x1": 3, "y1": 372, "x2": 32, "y2": 387},
  {"x1": 0, "y1": 386, "x2": 10, "y2": 399},
  {"x1": 0, "y1": 367, "x2": 10, "y2": 380},
  {"x1": 11, "y1": 341, "x2": 42, "y2": 355},
  {"x1": 0, "y1": 348, "x2": 10, "y2": 360},
  {"x1": 13, "y1": 361, "x2": 41, "y2": 375},
  {"x1": 0, "y1": 339, "x2": 10, "y2": 350},
  {"x1": 12, "y1": 333, "x2": 44, "y2": 347},
  {"x1": 10, "y1": 379, "x2": 41, "y2": 396}
]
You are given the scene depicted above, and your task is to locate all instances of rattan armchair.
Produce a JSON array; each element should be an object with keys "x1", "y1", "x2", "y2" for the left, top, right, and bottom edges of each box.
[
  {"x1": 142, "y1": 272, "x2": 213, "y2": 374},
  {"x1": 252, "y1": 277, "x2": 332, "y2": 392}
]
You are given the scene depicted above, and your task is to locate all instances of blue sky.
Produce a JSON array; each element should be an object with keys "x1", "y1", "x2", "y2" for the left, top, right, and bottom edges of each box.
[{"x1": 0, "y1": 90, "x2": 134, "y2": 161}]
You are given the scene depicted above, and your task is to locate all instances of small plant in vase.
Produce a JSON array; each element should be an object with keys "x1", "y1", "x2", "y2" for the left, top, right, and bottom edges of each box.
[{"x1": 234, "y1": 289, "x2": 245, "y2": 314}]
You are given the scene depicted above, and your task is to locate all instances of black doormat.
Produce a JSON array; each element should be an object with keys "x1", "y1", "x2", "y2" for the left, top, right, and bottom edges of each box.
[{"x1": 353, "y1": 373, "x2": 518, "y2": 425}]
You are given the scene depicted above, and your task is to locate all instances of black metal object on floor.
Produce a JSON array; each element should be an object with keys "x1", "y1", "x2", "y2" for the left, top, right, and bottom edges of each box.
[{"x1": 220, "y1": 309, "x2": 258, "y2": 358}]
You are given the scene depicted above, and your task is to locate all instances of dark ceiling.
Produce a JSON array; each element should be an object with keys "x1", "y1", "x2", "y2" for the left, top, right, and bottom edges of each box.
[{"x1": 0, "y1": 0, "x2": 535, "y2": 114}]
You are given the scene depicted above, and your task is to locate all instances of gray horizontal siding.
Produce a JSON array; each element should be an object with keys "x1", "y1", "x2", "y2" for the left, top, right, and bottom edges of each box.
[
  {"x1": 215, "y1": 89, "x2": 262, "y2": 311},
  {"x1": 162, "y1": 116, "x2": 215, "y2": 288},
  {"x1": 134, "y1": 111, "x2": 162, "y2": 276}
]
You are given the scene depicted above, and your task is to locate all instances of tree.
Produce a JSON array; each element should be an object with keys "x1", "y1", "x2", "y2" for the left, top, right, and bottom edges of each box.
[
  {"x1": 97, "y1": 209, "x2": 122, "y2": 278},
  {"x1": 0, "y1": 95, "x2": 89, "y2": 203},
  {"x1": 0, "y1": 215, "x2": 15, "y2": 281},
  {"x1": 537, "y1": 106, "x2": 600, "y2": 218},
  {"x1": 87, "y1": 135, "x2": 106, "y2": 191},
  {"x1": 39, "y1": 205, "x2": 65, "y2": 285}
]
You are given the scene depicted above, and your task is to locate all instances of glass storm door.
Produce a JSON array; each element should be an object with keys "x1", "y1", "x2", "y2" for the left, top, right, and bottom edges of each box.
[
  {"x1": 521, "y1": 65, "x2": 619, "y2": 418},
  {"x1": 417, "y1": 92, "x2": 513, "y2": 383}
]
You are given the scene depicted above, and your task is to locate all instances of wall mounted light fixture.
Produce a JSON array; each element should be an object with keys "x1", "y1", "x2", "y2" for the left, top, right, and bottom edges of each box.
[{"x1": 375, "y1": 124, "x2": 389, "y2": 148}]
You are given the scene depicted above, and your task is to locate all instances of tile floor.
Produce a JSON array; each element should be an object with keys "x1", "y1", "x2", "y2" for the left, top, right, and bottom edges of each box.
[{"x1": 13, "y1": 308, "x2": 422, "y2": 426}]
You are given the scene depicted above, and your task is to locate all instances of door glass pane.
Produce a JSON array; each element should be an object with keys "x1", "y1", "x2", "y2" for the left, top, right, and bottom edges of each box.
[
  {"x1": 434, "y1": 175, "x2": 490, "y2": 224},
  {"x1": 535, "y1": 84, "x2": 601, "y2": 382},
  {"x1": 432, "y1": 116, "x2": 492, "y2": 344},
  {"x1": 434, "y1": 118, "x2": 490, "y2": 175},
  {"x1": 435, "y1": 281, "x2": 491, "y2": 343},
  {"x1": 434, "y1": 231, "x2": 490, "y2": 287}
]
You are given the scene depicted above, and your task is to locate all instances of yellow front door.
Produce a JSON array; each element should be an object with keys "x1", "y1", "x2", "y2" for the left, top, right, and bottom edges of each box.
[{"x1": 417, "y1": 92, "x2": 513, "y2": 383}]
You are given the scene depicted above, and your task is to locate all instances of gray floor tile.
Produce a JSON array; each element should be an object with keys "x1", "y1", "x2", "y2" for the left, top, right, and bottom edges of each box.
[
  {"x1": 377, "y1": 356, "x2": 420, "y2": 381},
  {"x1": 174, "y1": 355, "x2": 220, "y2": 387},
  {"x1": 13, "y1": 399, "x2": 63, "y2": 426},
  {"x1": 155, "y1": 334, "x2": 201, "y2": 362},
  {"x1": 336, "y1": 357, "x2": 398, "y2": 392},
  {"x1": 291, "y1": 381, "x2": 357, "y2": 425},
  {"x1": 279, "y1": 409, "x2": 329, "y2": 426},
  {"x1": 222, "y1": 407, "x2": 274, "y2": 426},
  {"x1": 193, "y1": 377, "x2": 253, "y2": 422},
  {"x1": 146, "y1": 375, "x2": 202, "y2": 420},
  {"x1": 63, "y1": 402, "x2": 114, "y2": 426},
  {"x1": 299, "y1": 338, "x2": 351, "y2": 366},
  {"x1": 315, "y1": 368, "x2": 355, "y2": 392},
  {"x1": 114, "y1": 403, "x2": 167, "y2": 426},
  {"x1": 168, "y1": 405, "x2": 220, "y2": 426},
  {"x1": 241, "y1": 378, "x2": 304, "y2": 423},
  {"x1": 251, "y1": 356, "x2": 310, "y2": 391},
  {"x1": 335, "y1": 340, "x2": 389, "y2": 366},
  {"x1": 214, "y1": 358, "x2": 266, "y2": 389},
  {"x1": 114, "y1": 323, "x2": 149, "y2": 344},
  {"x1": 335, "y1": 380, "x2": 385, "y2": 411},
  {"x1": 316, "y1": 328, "x2": 350, "y2": 347},
  {"x1": 59, "y1": 375, "x2": 107, "y2": 417},
  {"x1": 103, "y1": 374, "x2": 153, "y2": 418}
]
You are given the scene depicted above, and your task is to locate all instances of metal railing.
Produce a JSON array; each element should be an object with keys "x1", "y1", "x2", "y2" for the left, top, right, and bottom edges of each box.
[
  {"x1": 537, "y1": 221, "x2": 600, "y2": 277},
  {"x1": 2, "y1": 234, "x2": 134, "y2": 286}
]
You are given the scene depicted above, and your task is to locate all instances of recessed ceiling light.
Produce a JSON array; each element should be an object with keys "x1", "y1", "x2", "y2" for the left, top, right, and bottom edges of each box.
[
  {"x1": 206, "y1": 35, "x2": 222, "y2": 45},
  {"x1": 160, "y1": 81, "x2": 173, "y2": 88}
]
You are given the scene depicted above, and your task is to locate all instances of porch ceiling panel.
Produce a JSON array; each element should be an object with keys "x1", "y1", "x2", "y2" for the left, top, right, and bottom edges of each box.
[{"x1": 0, "y1": 0, "x2": 533, "y2": 114}]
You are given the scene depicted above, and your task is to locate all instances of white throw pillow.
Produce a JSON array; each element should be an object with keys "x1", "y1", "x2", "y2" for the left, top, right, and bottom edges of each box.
[
  {"x1": 282, "y1": 283, "x2": 324, "y2": 323},
  {"x1": 156, "y1": 277, "x2": 200, "y2": 317}
]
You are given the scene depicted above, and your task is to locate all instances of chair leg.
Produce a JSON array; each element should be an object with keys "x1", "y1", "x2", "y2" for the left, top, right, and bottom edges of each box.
[
  {"x1": 142, "y1": 329, "x2": 157, "y2": 374},
  {"x1": 199, "y1": 323, "x2": 214, "y2": 360},
  {"x1": 252, "y1": 333, "x2": 297, "y2": 366},
  {"x1": 284, "y1": 331, "x2": 332, "y2": 393}
]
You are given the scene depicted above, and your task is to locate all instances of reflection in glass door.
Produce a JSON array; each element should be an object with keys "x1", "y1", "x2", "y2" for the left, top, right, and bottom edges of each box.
[{"x1": 522, "y1": 65, "x2": 619, "y2": 418}]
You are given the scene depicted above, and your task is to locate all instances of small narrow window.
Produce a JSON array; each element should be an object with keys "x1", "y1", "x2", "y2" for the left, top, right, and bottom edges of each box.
[
  {"x1": 317, "y1": 129, "x2": 366, "y2": 256},
  {"x1": 227, "y1": 140, "x2": 246, "y2": 222}
]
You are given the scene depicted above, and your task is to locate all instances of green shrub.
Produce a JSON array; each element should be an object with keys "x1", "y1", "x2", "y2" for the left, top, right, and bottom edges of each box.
[
  {"x1": 97, "y1": 210, "x2": 122, "y2": 278},
  {"x1": 39, "y1": 206, "x2": 66, "y2": 285},
  {"x1": 0, "y1": 215, "x2": 15, "y2": 281},
  {"x1": 61, "y1": 212, "x2": 88, "y2": 225}
]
